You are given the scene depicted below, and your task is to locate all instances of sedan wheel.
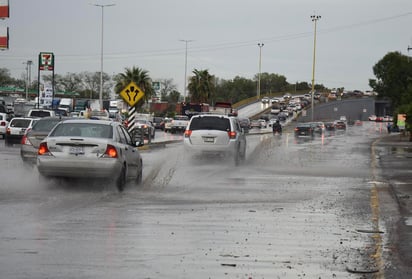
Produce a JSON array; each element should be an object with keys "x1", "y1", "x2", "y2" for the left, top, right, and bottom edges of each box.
[{"x1": 116, "y1": 166, "x2": 126, "y2": 192}]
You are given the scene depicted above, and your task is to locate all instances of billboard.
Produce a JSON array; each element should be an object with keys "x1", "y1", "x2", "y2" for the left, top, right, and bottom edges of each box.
[
  {"x1": 0, "y1": 0, "x2": 9, "y2": 18},
  {"x1": 397, "y1": 114, "x2": 406, "y2": 130}
]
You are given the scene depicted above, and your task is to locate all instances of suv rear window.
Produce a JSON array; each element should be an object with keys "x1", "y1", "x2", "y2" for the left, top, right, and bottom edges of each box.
[
  {"x1": 189, "y1": 116, "x2": 231, "y2": 132},
  {"x1": 29, "y1": 110, "x2": 53, "y2": 117},
  {"x1": 10, "y1": 119, "x2": 32, "y2": 128}
]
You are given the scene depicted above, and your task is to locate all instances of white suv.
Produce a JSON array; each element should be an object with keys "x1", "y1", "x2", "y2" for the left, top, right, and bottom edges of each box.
[
  {"x1": 27, "y1": 109, "x2": 55, "y2": 118},
  {"x1": 5, "y1": 117, "x2": 38, "y2": 146},
  {"x1": 183, "y1": 114, "x2": 247, "y2": 165}
]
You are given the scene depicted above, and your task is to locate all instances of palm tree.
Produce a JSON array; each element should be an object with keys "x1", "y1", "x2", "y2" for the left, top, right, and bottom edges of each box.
[
  {"x1": 188, "y1": 69, "x2": 215, "y2": 103},
  {"x1": 114, "y1": 66, "x2": 154, "y2": 105}
]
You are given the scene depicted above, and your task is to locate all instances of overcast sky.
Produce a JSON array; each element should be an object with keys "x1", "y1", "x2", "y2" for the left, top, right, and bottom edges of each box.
[{"x1": 1, "y1": 0, "x2": 412, "y2": 94}]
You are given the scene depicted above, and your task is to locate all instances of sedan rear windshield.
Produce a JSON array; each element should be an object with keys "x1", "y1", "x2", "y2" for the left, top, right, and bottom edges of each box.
[
  {"x1": 32, "y1": 119, "x2": 61, "y2": 132},
  {"x1": 189, "y1": 116, "x2": 231, "y2": 131},
  {"x1": 50, "y1": 123, "x2": 113, "y2": 138}
]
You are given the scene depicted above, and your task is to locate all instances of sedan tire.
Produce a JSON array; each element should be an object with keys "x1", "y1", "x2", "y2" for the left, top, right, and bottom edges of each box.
[{"x1": 116, "y1": 165, "x2": 126, "y2": 192}]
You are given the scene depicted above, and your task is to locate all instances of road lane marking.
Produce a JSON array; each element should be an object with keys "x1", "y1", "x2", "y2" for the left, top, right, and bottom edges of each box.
[{"x1": 370, "y1": 139, "x2": 385, "y2": 278}]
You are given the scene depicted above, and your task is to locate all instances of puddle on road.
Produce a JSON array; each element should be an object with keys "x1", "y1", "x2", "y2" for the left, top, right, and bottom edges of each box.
[{"x1": 390, "y1": 147, "x2": 412, "y2": 155}]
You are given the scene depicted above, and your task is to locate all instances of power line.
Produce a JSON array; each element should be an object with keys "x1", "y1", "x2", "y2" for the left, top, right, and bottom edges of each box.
[{"x1": 1, "y1": 11, "x2": 411, "y2": 62}]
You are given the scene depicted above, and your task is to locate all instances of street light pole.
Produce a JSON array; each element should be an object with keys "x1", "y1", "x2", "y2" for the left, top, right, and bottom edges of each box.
[
  {"x1": 310, "y1": 14, "x2": 321, "y2": 122},
  {"x1": 23, "y1": 60, "x2": 32, "y2": 100},
  {"x1": 93, "y1": 3, "x2": 115, "y2": 110},
  {"x1": 27, "y1": 60, "x2": 32, "y2": 100},
  {"x1": 180, "y1": 39, "x2": 193, "y2": 103},
  {"x1": 257, "y1": 42, "x2": 264, "y2": 100}
]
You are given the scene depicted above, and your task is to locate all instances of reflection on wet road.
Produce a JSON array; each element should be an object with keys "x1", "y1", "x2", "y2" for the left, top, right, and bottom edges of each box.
[{"x1": 0, "y1": 121, "x2": 402, "y2": 278}]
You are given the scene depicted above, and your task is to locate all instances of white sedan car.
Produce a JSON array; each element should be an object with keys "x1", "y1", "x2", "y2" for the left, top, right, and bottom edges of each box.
[{"x1": 37, "y1": 119, "x2": 144, "y2": 191}]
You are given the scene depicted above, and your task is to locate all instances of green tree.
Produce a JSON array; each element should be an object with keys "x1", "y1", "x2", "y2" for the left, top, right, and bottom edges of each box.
[
  {"x1": 60, "y1": 73, "x2": 85, "y2": 93},
  {"x1": 114, "y1": 66, "x2": 154, "y2": 105},
  {"x1": 168, "y1": 90, "x2": 181, "y2": 103},
  {"x1": 82, "y1": 71, "x2": 101, "y2": 99},
  {"x1": 257, "y1": 72, "x2": 289, "y2": 93},
  {"x1": 215, "y1": 76, "x2": 255, "y2": 103},
  {"x1": 370, "y1": 51, "x2": 412, "y2": 140},
  {"x1": 188, "y1": 69, "x2": 215, "y2": 103},
  {"x1": 369, "y1": 51, "x2": 412, "y2": 108},
  {"x1": 0, "y1": 68, "x2": 14, "y2": 86},
  {"x1": 160, "y1": 78, "x2": 178, "y2": 102}
]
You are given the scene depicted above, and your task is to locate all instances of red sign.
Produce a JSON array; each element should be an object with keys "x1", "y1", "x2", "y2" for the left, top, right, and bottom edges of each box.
[
  {"x1": 0, "y1": 27, "x2": 8, "y2": 49},
  {"x1": 39, "y1": 52, "x2": 54, "y2": 71},
  {"x1": 0, "y1": 0, "x2": 9, "y2": 18}
]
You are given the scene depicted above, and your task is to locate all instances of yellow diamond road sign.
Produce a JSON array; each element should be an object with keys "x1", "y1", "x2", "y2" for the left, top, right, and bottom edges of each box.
[{"x1": 120, "y1": 81, "x2": 145, "y2": 106}]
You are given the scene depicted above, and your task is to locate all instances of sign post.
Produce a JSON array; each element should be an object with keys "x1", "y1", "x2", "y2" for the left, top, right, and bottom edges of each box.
[
  {"x1": 38, "y1": 52, "x2": 55, "y2": 108},
  {"x1": 119, "y1": 81, "x2": 145, "y2": 137}
]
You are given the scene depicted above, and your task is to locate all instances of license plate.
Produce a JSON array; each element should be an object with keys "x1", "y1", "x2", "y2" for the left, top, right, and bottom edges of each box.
[
  {"x1": 203, "y1": 137, "x2": 214, "y2": 143},
  {"x1": 69, "y1": 146, "x2": 84, "y2": 154}
]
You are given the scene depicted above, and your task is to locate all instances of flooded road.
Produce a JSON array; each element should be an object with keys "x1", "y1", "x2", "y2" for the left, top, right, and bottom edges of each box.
[{"x1": 0, "y1": 122, "x2": 403, "y2": 278}]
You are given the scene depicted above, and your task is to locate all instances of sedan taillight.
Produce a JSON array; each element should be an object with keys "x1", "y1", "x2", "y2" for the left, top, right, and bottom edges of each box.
[
  {"x1": 21, "y1": 134, "x2": 32, "y2": 146},
  {"x1": 103, "y1": 144, "x2": 118, "y2": 158},
  {"x1": 38, "y1": 142, "x2": 51, "y2": 156}
]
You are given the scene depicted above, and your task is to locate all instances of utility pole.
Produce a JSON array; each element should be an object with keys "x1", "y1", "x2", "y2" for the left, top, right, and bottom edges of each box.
[
  {"x1": 310, "y1": 14, "x2": 321, "y2": 122},
  {"x1": 180, "y1": 39, "x2": 194, "y2": 103},
  {"x1": 92, "y1": 3, "x2": 115, "y2": 110},
  {"x1": 408, "y1": 45, "x2": 412, "y2": 62},
  {"x1": 257, "y1": 42, "x2": 264, "y2": 99},
  {"x1": 23, "y1": 60, "x2": 32, "y2": 100}
]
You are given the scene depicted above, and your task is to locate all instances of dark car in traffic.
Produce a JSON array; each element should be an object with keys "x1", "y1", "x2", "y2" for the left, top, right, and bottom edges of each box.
[
  {"x1": 239, "y1": 118, "x2": 251, "y2": 133},
  {"x1": 294, "y1": 123, "x2": 314, "y2": 137},
  {"x1": 334, "y1": 120, "x2": 346, "y2": 130},
  {"x1": 20, "y1": 116, "x2": 64, "y2": 163},
  {"x1": 325, "y1": 122, "x2": 335, "y2": 131},
  {"x1": 152, "y1": 117, "x2": 164, "y2": 129}
]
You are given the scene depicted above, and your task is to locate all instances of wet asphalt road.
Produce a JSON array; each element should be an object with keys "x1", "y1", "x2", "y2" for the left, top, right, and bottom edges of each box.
[{"x1": 0, "y1": 122, "x2": 409, "y2": 278}]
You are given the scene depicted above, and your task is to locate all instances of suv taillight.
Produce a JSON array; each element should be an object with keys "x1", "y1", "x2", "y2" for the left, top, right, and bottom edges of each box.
[
  {"x1": 184, "y1": 130, "x2": 192, "y2": 138},
  {"x1": 228, "y1": 131, "x2": 236, "y2": 139},
  {"x1": 0, "y1": 121, "x2": 6, "y2": 126}
]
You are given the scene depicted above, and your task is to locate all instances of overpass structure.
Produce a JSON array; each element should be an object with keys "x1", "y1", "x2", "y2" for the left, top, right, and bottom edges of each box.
[{"x1": 239, "y1": 97, "x2": 391, "y2": 123}]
